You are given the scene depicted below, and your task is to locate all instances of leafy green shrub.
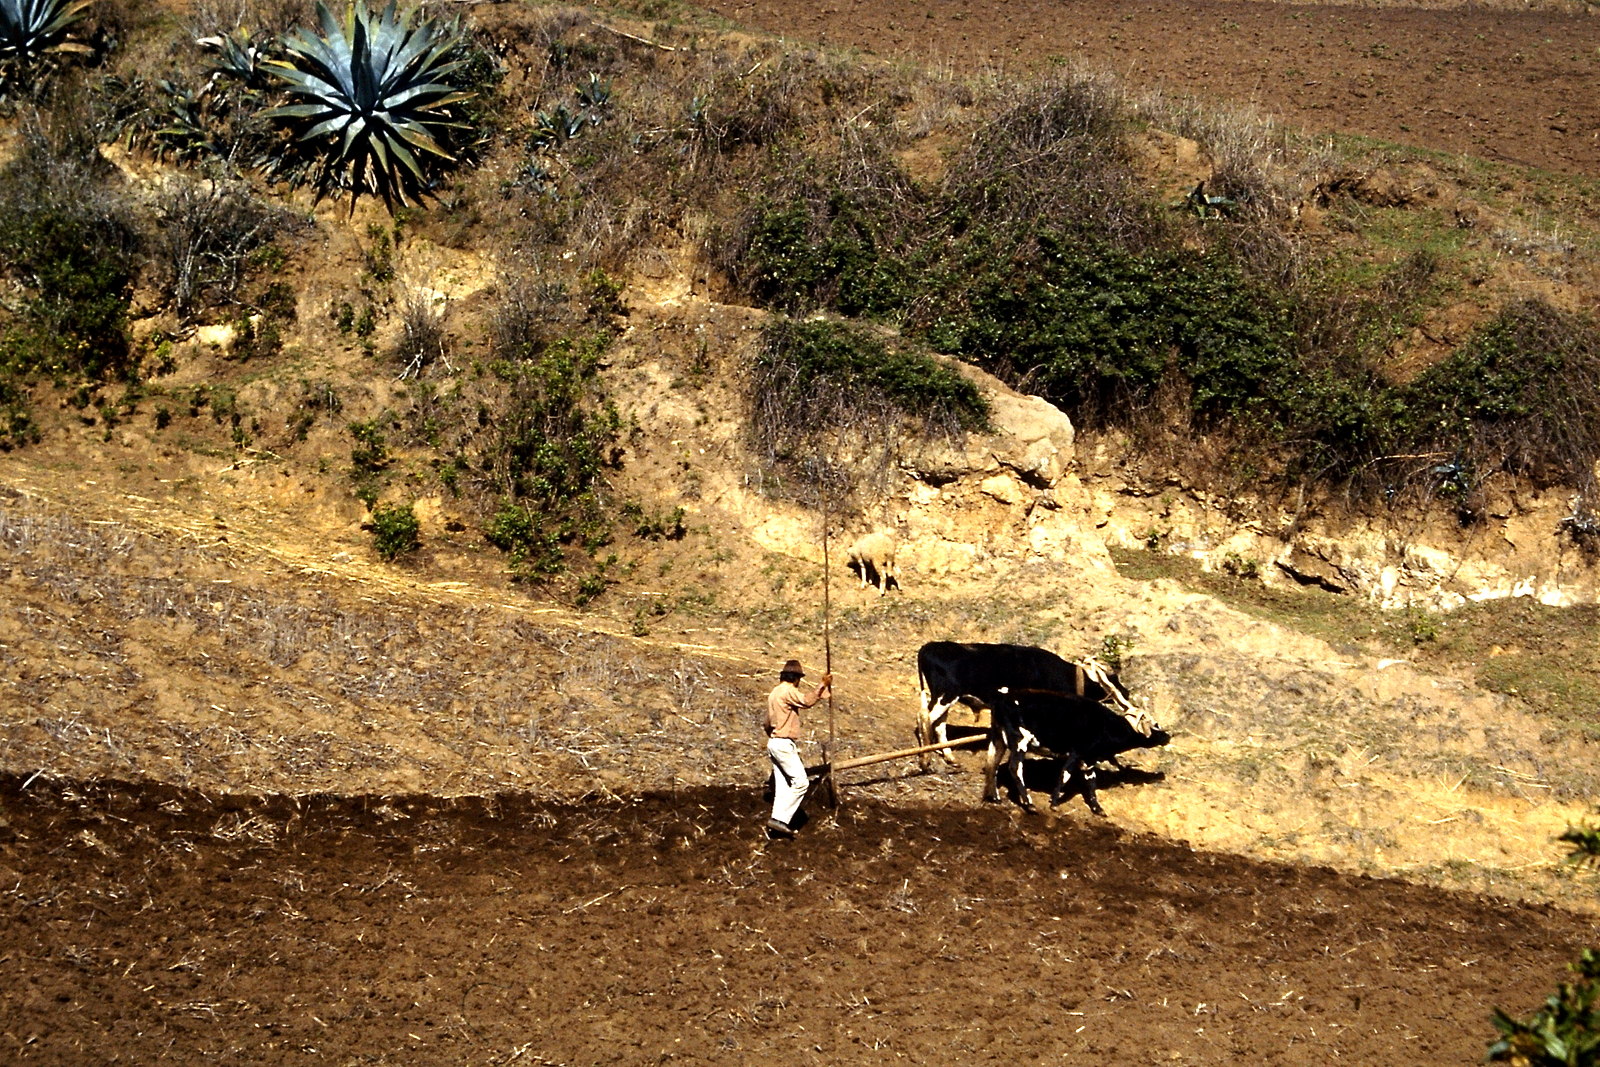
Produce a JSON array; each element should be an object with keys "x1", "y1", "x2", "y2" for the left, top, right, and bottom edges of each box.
[
  {"x1": 1489, "y1": 814, "x2": 1600, "y2": 1065},
  {"x1": 1099, "y1": 632, "x2": 1135, "y2": 672},
  {"x1": 1488, "y1": 949, "x2": 1599, "y2": 1066},
  {"x1": 755, "y1": 318, "x2": 988, "y2": 432},
  {"x1": 748, "y1": 318, "x2": 988, "y2": 506},
  {"x1": 487, "y1": 335, "x2": 619, "y2": 507},
  {"x1": 480, "y1": 333, "x2": 621, "y2": 579},
  {"x1": 623, "y1": 502, "x2": 686, "y2": 541},
  {"x1": 0, "y1": 375, "x2": 38, "y2": 449},
  {"x1": 0, "y1": 104, "x2": 135, "y2": 381},
  {"x1": 919, "y1": 233, "x2": 1294, "y2": 425},
  {"x1": 484, "y1": 500, "x2": 563, "y2": 581},
  {"x1": 262, "y1": 0, "x2": 477, "y2": 206},
  {"x1": 737, "y1": 196, "x2": 910, "y2": 317},
  {"x1": 574, "y1": 565, "x2": 610, "y2": 607},
  {"x1": 348, "y1": 416, "x2": 391, "y2": 505},
  {"x1": 1563, "y1": 815, "x2": 1600, "y2": 869},
  {"x1": 1399, "y1": 301, "x2": 1600, "y2": 491},
  {"x1": 369, "y1": 501, "x2": 420, "y2": 561}
]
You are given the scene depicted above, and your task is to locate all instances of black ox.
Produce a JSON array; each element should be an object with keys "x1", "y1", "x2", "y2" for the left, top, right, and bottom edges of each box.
[
  {"x1": 915, "y1": 641, "x2": 1149, "y2": 768},
  {"x1": 984, "y1": 688, "x2": 1171, "y2": 815},
  {"x1": 915, "y1": 641, "x2": 1167, "y2": 813}
]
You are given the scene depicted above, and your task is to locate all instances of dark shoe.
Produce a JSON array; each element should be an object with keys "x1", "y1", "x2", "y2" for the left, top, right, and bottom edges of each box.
[{"x1": 765, "y1": 818, "x2": 795, "y2": 839}]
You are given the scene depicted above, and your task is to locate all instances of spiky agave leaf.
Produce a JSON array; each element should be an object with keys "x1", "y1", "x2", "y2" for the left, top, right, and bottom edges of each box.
[
  {"x1": 0, "y1": 0, "x2": 92, "y2": 65},
  {"x1": 262, "y1": 0, "x2": 475, "y2": 207}
]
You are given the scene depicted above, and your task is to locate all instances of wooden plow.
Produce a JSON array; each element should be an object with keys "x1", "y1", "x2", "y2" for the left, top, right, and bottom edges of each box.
[{"x1": 806, "y1": 734, "x2": 987, "y2": 809}]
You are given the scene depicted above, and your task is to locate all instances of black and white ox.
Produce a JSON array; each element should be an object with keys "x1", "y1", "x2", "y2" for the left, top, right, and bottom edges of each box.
[
  {"x1": 914, "y1": 641, "x2": 1154, "y2": 771},
  {"x1": 983, "y1": 688, "x2": 1171, "y2": 815}
]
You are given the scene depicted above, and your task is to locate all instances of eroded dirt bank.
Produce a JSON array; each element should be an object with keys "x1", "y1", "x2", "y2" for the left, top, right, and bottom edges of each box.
[{"x1": 1, "y1": 776, "x2": 1593, "y2": 1064}]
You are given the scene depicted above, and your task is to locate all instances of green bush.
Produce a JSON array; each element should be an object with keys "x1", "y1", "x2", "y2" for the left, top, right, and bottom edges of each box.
[
  {"x1": 1398, "y1": 301, "x2": 1600, "y2": 489},
  {"x1": 0, "y1": 107, "x2": 136, "y2": 381},
  {"x1": 754, "y1": 318, "x2": 988, "y2": 431},
  {"x1": 348, "y1": 416, "x2": 391, "y2": 505},
  {"x1": 739, "y1": 196, "x2": 910, "y2": 318},
  {"x1": 918, "y1": 233, "x2": 1294, "y2": 425},
  {"x1": 748, "y1": 317, "x2": 989, "y2": 507},
  {"x1": 487, "y1": 335, "x2": 620, "y2": 513},
  {"x1": 480, "y1": 333, "x2": 621, "y2": 578},
  {"x1": 369, "y1": 502, "x2": 421, "y2": 562},
  {"x1": 484, "y1": 500, "x2": 564, "y2": 581},
  {"x1": 1563, "y1": 816, "x2": 1600, "y2": 868},
  {"x1": 1489, "y1": 949, "x2": 1600, "y2": 1065},
  {"x1": 1489, "y1": 815, "x2": 1600, "y2": 1065},
  {"x1": 0, "y1": 375, "x2": 38, "y2": 449},
  {"x1": 623, "y1": 502, "x2": 686, "y2": 541}
]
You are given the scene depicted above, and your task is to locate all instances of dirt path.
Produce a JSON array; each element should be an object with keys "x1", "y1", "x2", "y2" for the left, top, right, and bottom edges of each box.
[
  {"x1": 2, "y1": 775, "x2": 1594, "y2": 1065},
  {"x1": 695, "y1": 0, "x2": 1600, "y2": 177}
]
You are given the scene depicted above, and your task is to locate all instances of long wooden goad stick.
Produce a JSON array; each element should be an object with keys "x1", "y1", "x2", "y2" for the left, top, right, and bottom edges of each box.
[{"x1": 822, "y1": 518, "x2": 834, "y2": 759}]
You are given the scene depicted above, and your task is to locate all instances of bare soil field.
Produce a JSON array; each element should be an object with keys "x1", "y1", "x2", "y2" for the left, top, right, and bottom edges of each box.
[
  {"x1": 698, "y1": 0, "x2": 1600, "y2": 177},
  {"x1": 3, "y1": 775, "x2": 1596, "y2": 1065}
]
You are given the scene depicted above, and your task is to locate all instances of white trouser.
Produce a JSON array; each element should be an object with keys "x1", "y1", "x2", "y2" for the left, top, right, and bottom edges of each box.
[{"x1": 767, "y1": 737, "x2": 809, "y2": 827}]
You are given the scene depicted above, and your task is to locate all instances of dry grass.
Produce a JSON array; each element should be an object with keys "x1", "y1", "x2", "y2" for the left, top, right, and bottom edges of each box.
[{"x1": 0, "y1": 489, "x2": 775, "y2": 797}]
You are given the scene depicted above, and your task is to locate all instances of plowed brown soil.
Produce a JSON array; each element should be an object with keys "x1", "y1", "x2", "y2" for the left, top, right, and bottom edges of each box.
[
  {"x1": 698, "y1": 0, "x2": 1600, "y2": 177},
  {"x1": 2, "y1": 775, "x2": 1594, "y2": 1065}
]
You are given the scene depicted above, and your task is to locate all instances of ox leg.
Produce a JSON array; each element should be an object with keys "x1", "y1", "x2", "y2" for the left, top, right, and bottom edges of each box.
[
  {"x1": 917, "y1": 693, "x2": 956, "y2": 771},
  {"x1": 919, "y1": 696, "x2": 961, "y2": 771},
  {"x1": 1081, "y1": 764, "x2": 1105, "y2": 816},
  {"x1": 982, "y1": 729, "x2": 1003, "y2": 803},
  {"x1": 1008, "y1": 751, "x2": 1034, "y2": 811},
  {"x1": 1003, "y1": 723, "x2": 1035, "y2": 811},
  {"x1": 1049, "y1": 755, "x2": 1077, "y2": 807},
  {"x1": 1052, "y1": 752, "x2": 1106, "y2": 816}
]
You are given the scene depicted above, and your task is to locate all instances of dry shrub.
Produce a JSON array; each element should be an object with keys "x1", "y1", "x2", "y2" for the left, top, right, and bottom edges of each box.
[
  {"x1": 184, "y1": 0, "x2": 315, "y2": 40},
  {"x1": 488, "y1": 264, "x2": 574, "y2": 361},
  {"x1": 1401, "y1": 300, "x2": 1600, "y2": 495},
  {"x1": 392, "y1": 291, "x2": 450, "y2": 379},
  {"x1": 942, "y1": 63, "x2": 1146, "y2": 243},
  {"x1": 1140, "y1": 93, "x2": 1298, "y2": 220},
  {"x1": 151, "y1": 175, "x2": 295, "y2": 322}
]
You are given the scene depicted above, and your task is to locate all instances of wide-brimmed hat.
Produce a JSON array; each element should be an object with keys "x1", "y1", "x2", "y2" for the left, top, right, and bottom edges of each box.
[{"x1": 781, "y1": 659, "x2": 805, "y2": 676}]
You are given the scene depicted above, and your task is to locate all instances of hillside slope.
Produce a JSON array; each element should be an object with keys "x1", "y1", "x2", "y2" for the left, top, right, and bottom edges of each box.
[{"x1": 4, "y1": 274, "x2": 1597, "y2": 912}]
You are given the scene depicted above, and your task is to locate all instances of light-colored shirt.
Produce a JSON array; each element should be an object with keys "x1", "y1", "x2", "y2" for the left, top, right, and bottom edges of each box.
[{"x1": 766, "y1": 681, "x2": 819, "y2": 740}]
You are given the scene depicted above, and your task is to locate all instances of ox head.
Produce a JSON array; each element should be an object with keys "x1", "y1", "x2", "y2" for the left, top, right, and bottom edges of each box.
[{"x1": 1077, "y1": 656, "x2": 1161, "y2": 738}]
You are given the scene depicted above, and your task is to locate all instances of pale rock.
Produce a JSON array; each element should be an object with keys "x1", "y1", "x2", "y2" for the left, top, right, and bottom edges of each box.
[{"x1": 979, "y1": 473, "x2": 1025, "y2": 505}]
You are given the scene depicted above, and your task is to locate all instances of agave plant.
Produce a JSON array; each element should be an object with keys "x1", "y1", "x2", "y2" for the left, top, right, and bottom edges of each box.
[
  {"x1": 0, "y1": 0, "x2": 92, "y2": 67},
  {"x1": 197, "y1": 26, "x2": 269, "y2": 90},
  {"x1": 262, "y1": 0, "x2": 474, "y2": 206}
]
